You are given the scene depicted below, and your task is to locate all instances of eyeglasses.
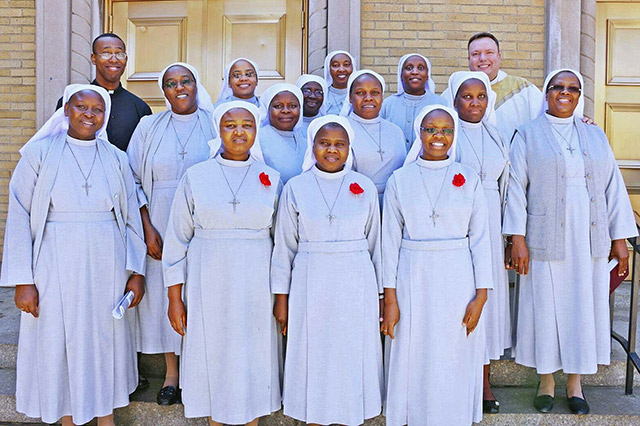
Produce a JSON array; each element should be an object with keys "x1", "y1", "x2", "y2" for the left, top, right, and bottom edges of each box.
[
  {"x1": 302, "y1": 88, "x2": 324, "y2": 96},
  {"x1": 97, "y1": 52, "x2": 127, "y2": 61},
  {"x1": 163, "y1": 78, "x2": 195, "y2": 89},
  {"x1": 231, "y1": 71, "x2": 256, "y2": 80},
  {"x1": 547, "y1": 85, "x2": 581, "y2": 94},
  {"x1": 420, "y1": 126, "x2": 454, "y2": 136}
]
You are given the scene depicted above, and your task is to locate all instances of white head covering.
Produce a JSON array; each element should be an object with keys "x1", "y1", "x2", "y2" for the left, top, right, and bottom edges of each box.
[
  {"x1": 540, "y1": 68, "x2": 584, "y2": 119},
  {"x1": 396, "y1": 53, "x2": 436, "y2": 95},
  {"x1": 158, "y1": 62, "x2": 215, "y2": 115},
  {"x1": 216, "y1": 57, "x2": 260, "y2": 104},
  {"x1": 301, "y1": 115, "x2": 355, "y2": 172},
  {"x1": 404, "y1": 104, "x2": 459, "y2": 166},
  {"x1": 443, "y1": 71, "x2": 497, "y2": 127},
  {"x1": 23, "y1": 84, "x2": 111, "y2": 152},
  {"x1": 296, "y1": 74, "x2": 329, "y2": 117},
  {"x1": 259, "y1": 83, "x2": 305, "y2": 129},
  {"x1": 323, "y1": 50, "x2": 358, "y2": 87},
  {"x1": 208, "y1": 101, "x2": 264, "y2": 162},
  {"x1": 338, "y1": 69, "x2": 386, "y2": 117}
]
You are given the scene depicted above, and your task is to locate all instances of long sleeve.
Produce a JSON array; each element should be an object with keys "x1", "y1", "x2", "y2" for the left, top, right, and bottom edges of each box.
[
  {"x1": 381, "y1": 175, "x2": 404, "y2": 289},
  {"x1": 364, "y1": 189, "x2": 383, "y2": 293},
  {"x1": 467, "y1": 178, "x2": 493, "y2": 289},
  {"x1": 162, "y1": 173, "x2": 196, "y2": 287},
  {"x1": 604, "y1": 142, "x2": 638, "y2": 240},
  {"x1": 0, "y1": 155, "x2": 38, "y2": 287},
  {"x1": 502, "y1": 131, "x2": 529, "y2": 236},
  {"x1": 126, "y1": 118, "x2": 149, "y2": 208},
  {"x1": 121, "y1": 155, "x2": 147, "y2": 275},
  {"x1": 270, "y1": 183, "x2": 299, "y2": 294}
]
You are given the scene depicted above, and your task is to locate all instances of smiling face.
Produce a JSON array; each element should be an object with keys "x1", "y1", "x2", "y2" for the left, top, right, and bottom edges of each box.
[
  {"x1": 350, "y1": 74, "x2": 383, "y2": 119},
  {"x1": 329, "y1": 53, "x2": 354, "y2": 89},
  {"x1": 313, "y1": 123, "x2": 350, "y2": 173},
  {"x1": 91, "y1": 36, "x2": 127, "y2": 88},
  {"x1": 301, "y1": 81, "x2": 324, "y2": 117},
  {"x1": 219, "y1": 108, "x2": 257, "y2": 161},
  {"x1": 268, "y1": 91, "x2": 301, "y2": 131},
  {"x1": 545, "y1": 71, "x2": 581, "y2": 118},
  {"x1": 228, "y1": 60, "x2": 258, "y2": 99},
  {"x1": 420, "y1": 109, "x2": 455, "y2": 161},
  {"x1": 401, "y1": 55, "x2": 428, "y2": 95},
  {"x1": 162, "y1": 65, "x2": 198, "y2": 115},
  {"x1": 454, "y1": 78, "x2": 488, "y2": 123},
  {"x1": 468, "y1": 37, "x2": 502, "y2": 81},
  {"x1": 64, "y1": 90, "x2": 106, "y2": 140}
]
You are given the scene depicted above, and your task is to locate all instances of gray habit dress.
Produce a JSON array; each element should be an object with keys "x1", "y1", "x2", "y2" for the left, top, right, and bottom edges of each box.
[
  {"x1": 127, "y1": 108, "x2": 213, "y2": 355},
  {"x1": 1, "y1": 134, "x2": 146, "y2": 424},
  {"x1": 271, "y1": 166, "x2": 383, "y2": 425},
  {"x1": 162, "y1": 155, "x2": 282, "y2": 423},
  {"x1": 382, "y1": 158, "x2": 492, "y2": 426}
]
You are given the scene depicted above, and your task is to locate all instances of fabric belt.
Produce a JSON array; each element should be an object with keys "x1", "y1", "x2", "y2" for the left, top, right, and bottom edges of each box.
[
  {"x1": 482, "y1": 180, "x2": 499, "y2": 190},
  {"x1": 193, "y1": 228, "x2": 270, "y2": 240},
  {"x1": 298, "y1": 239, "x2": 369, "y2": 253},
  {"x1": 47, "y1": 211, "x2": 116, "y2": 222},
  {"x1": 400, "y1": 237, "x2": 469, "y2": 251},
  {"x1": 153, "y1": 179, "x2": 181, "y2": 189}
]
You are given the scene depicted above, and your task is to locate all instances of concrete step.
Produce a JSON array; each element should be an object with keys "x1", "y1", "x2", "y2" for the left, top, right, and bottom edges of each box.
[{"x1": 0, "y1": 372, "x2": 638, "y2": 425}]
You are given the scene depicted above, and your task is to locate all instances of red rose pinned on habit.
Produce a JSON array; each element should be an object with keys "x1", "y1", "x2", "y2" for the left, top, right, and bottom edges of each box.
[
  {"x1": 350, "y1": 182, "x2": 364, "y2": 195},
  {"x1": 452, "y1": 173, "x2": 466, "y2": 187},
  {"x1": 259, "y1": 172, "x2": 271, "y2": 187}
]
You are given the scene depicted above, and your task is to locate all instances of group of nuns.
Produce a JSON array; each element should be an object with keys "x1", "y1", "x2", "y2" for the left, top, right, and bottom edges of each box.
[{"x1": 2, "y1": 47, "x2": 636, "y2": 426}]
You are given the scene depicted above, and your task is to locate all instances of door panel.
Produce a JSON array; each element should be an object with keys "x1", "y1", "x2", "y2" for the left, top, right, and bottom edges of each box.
[{"x1": 596, "y1": 2, "x2": 640, "y2": 212}]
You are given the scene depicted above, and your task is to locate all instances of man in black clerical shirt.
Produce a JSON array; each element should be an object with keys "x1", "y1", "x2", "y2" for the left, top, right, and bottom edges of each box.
[{"x1": 56, "y1": 33, "x2": 151, "y2": 151}]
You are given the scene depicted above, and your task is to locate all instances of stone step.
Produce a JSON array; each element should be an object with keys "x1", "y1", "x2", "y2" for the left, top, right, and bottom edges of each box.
[{"x1": 0, "y1": 371, "x2": 638, "y2": 425}]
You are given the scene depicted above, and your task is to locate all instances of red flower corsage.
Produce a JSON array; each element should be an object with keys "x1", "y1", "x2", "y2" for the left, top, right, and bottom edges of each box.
[
  {"x1": 452, "y1": 173, "x2": 466, "y2": 187},
  {"x1": 350, "y1": 182, "x2": 364, "y2": 195},
  {"x1": 259, "y1": 172, "x2": 271, "y2": 187}
]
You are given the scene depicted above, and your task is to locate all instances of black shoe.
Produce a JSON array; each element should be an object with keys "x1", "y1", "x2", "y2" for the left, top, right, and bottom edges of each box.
[
  {"x1": 534, "y1": 382, "x2": 554, "y2": 413},
  {"x1": 568, "y1": 393, "x2": 590, "y2": 414},
  {"x1": 136, "y1": 375, "x2": 149, "y2": 392},
  {"x1": 157, "y1": 385, "x2": 180, "y2": 406},
  {"x1": 483, "y1": 399, "x2": 500, "y2": 413}
]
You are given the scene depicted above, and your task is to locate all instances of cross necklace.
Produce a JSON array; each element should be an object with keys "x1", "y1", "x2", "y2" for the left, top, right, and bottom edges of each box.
[
  {"x1": 171, "y1": 115, "x2": 200, "y2": 162},
  {"x1": 66, "y1": 141, "x2": 98, "y2": 196},
  {"x1": 551, "y1": 124, "x2": 576, "y2": 156},
  {"x1": 314, "y1": 175, "x2": 346, "y2": 225},
  {"x1": 419, "y1": 165, "x2": 450, "y2": 226},
  {"x1": 461, "y1": 128, "x2": 486, "y2": 181},
  {"x1": 219, "y1": 162, "x2": 252, "y2": 213},
  {"x1": 356, "y1": 120, "x2": 385, "y2": 161}
]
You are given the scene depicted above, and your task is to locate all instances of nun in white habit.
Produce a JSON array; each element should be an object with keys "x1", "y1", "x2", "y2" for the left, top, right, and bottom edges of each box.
[
  {"x1": 214, "y1": 57, "x2": 262, "y2": 110},
  {"x1": 1, "y1": 84, "x2": 146, "y2": 425},
  {"x1": 295, "y1": 74, "x2": 329, "y2": 135},
  {"x1": 323, "y1": 50, "x2": 357, "y2": 114},
  {"x1": 340, "y1": 69, "x2": 407, "y2": 205},
  {"x1": 127, "y1": 62, "x2": 215, "y2": 402},
  {"x1": 382, "y1": 105, "x2": 492, "y2": 426},
  {"x1": 503, "y1": 69, "x2": 637, "y2": 414},
  {"x1": 259, "y1": 83, "x2": 307, "y2": 184},
  {"x1": 381, "y1": 53, "x2": 446, "y2": 149},
  {"x1": 162, "y1": 101, "x2": 282, "y2": 424},
  {"x1": 271, "y1": 115, "x2": 383, "y2": 425}
]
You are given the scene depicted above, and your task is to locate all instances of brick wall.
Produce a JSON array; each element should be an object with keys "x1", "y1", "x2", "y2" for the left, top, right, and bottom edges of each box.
[
  {"x1": 360, "y1": 0, "x2": 546, "y2": 94},
  {"x1": 0, "y1": 0, "x2": 36, "y2": 255}
]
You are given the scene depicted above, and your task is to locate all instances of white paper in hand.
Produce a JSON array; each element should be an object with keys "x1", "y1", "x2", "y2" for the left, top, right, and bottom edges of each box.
[
  {"x1": 609, "y1": 258, "x2": 619, "y2": 272},
  {"x1": 112, "y1": 290, "x2": 134, "y2": 319}
]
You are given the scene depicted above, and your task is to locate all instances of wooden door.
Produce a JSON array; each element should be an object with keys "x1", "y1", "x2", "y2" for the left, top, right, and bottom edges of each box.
[
  {"x1": 106, "y1": 0, "x2": 306, "y2": 112},
  {"x1": 595, "y1": 1, "x2": 640, "y2": 213}
]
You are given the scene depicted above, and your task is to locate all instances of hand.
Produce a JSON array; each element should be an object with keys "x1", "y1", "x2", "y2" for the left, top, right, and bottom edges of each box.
[
  {"x1": 381, "y1": 299, "x2": 400, "y2": 339},
  {"x1": 143, "y1": 222, "x2": 163, "y2": 260},
  {"x1": 168, "y1": 298, "x2": 187, "y2": 336},
  {"x1": 509, "y1": 235, "x2": 530, "y2": 275},
  {"x1": 462, "y1": 289, "x2": 487, "y2": 336},
  {"x1": 15, "y1": 284, "x2": 39, "y2": 318},
  {"x1": 274, "y1": 295, "x2": 288, "y2": 336},
  {"x1": 582, "y1": 115, "x2": 596, "y2": 126},
  {"x1": 125, "y1": 274, "x2": 145, "y2": 308},
  {"x1": 610, "y1": 239, "x2": 629, "y2": 277}
]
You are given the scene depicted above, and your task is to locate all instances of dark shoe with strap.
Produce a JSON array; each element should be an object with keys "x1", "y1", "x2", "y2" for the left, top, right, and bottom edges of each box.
[
  {"x1": 483, "y1": 398, "x2": 500, "y2": 413},
  {"x1": 157, "y1": 385, "x2": 181, "y2": 406},
  {"x1": 534, "y1": 382, "x2": 554, "y2": 413},
  {"x1": 568, "y1": 392, "x2": 590, "y2": 414}
]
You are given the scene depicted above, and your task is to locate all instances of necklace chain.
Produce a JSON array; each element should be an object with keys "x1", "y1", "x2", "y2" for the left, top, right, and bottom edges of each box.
[
  {"x1": 66, "y1": 142, "x2": 98, "y2": 196},
  {"x1": 219, "y1": 161, "x2": 252, "y2": 213},
  {"x1": 314, "y1": 175, "x2": 346, "y2": 225},
  {"x1": 356, "y1": 120, "x2": 385, "y2": 161},
  {"x1": 419, "y1": 165, "x2": 450, "y2": 226},
  {"x1": 171, "y1": 115, "x2": 200, "y2": 161},
  {"x1": 461, "y1": 128, "x2": 486, "y2": 180},
  {"x1": 550, "y1": 124, "x2": 576, "y2": 156}
]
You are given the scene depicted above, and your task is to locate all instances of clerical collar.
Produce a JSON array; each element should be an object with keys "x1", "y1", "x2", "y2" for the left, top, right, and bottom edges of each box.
[
  {"x1": 66, "y1": 135, "x2": 97, "y2": 146},
  {"x1": 215, "y1": 153, "x2": 255, "y2": 168},
  {"x1": 91, "y1": 79, "x2": 123, "y2": 96},
  {"x1": 312, "y1": 164, "x2": 349, "y2": 179},
  {"x1": 490, "y1": 70, "x2": 507, "y2": 85},
  {"x1": 545, "y1": 113, "x2": 573, "y2": 125},
  {"x1": 349, "y1": 111, "x2": 381, "y2": 124},
  {"x1": 416, "y1": 155, "x2": 452, "y2": 169}
]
